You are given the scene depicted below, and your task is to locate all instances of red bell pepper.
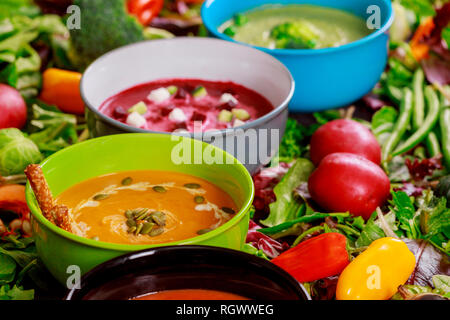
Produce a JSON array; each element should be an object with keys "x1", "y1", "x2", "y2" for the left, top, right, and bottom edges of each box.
[
  {"x1": 271, "y1": 232, "x2": 350, "y2": 282},
  {"x1": 127, "y1": 0, "x2": 163, "y2": 26}
]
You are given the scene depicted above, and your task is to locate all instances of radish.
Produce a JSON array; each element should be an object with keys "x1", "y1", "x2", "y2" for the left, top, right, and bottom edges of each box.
[
  {"x1": 308, "y1": 153, "x2": 390, "y2": 220},
  {"x1": 0, "y1": 84, "x2": 27, "y2": 129},
  {"x1": 310, "y1": 119, "x2": 381, "y2": 166}
]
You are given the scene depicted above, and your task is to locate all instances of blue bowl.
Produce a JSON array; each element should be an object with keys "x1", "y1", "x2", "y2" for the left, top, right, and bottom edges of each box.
[{"x1": 202, "y1": 0, "x2": 394, "y2": 112}]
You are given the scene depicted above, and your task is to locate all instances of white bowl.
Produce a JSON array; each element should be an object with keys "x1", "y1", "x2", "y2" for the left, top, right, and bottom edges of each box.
[{"x1": 81, "y1": 37, "x2": 294, "y2": 173}]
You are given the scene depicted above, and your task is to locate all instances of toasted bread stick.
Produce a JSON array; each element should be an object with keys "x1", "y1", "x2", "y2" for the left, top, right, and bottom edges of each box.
[{"x1": 25, "y1": 164, "x2": 72, "y2": 232}]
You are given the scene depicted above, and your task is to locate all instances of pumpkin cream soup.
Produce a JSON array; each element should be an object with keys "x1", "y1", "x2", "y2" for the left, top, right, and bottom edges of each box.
[{"x1": 53, "y1": 170, "x2": 237, "y2": 245}]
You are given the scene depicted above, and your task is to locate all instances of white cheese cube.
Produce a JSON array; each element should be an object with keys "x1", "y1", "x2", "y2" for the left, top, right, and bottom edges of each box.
[
  {"x1": 168, "y1": 108, "x2": 187, "y2": 122},
  {"x1": 220, "y1": 93, "x2": 238, "y2": 105},
  {"x1": 147, "y1": 87, "x2": 171, "y2": 103},
  {"x1": 126, "y1": 111, "x2": 146, "y2": 128},
  {"x1": 233, "y1": 119, "x2": 246, "y2": 127}
]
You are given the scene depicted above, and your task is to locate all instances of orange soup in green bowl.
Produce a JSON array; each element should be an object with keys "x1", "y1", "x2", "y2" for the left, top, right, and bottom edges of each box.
[{"x1": 25, "y1": 133, "x2": 254, "y2": 284}]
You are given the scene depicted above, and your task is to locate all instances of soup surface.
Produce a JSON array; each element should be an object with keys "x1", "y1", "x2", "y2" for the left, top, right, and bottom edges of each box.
[
  {"x1": 56, "y1": 171, "x2": 237, "y2": 245},
  {"x1": 132, "y1": 289, "x2": 249, "y2": 300},
  {"x1": 220, "y1": 4, "x2": 372, "y2": 49},
  {"x1": 99, "y1": 78, "x2": 274, "y2": 132}
]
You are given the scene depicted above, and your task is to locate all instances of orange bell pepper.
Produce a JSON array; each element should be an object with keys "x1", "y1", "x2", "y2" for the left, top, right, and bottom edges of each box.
[
  {"x1": 410, "y1": 17, "x2": 435, "y2": 61},
  {"x1": 39, "y1": 68, "x2": 85, "y2": 115}
]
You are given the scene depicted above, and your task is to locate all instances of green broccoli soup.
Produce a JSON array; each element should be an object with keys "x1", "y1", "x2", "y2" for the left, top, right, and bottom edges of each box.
[{"x1": 220, "y1": 4, "x2": 373, "y2": 49}]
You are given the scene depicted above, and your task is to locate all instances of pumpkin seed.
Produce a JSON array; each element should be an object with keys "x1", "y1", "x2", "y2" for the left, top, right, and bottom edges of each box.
[
  {"x1": 140, "y1": 222, "x2": 155, "y2": 235},
  {"x1": 135, "y1": 208, "x2": 150, "y2": 221},
  {"x1": 131, "y1": 208, "x2": 143, "y2": 218},
  {"x1": 93, "y1": 193, "x2": 109, "y2": 201},
  {"x1": 196, "y1": 228, "x2": 212, "y2": 235},
  {"x1": 125, "y1": 210, "x2": 134, "y2": 219},
  {"x1": 221, "y1": 207, "x2": 236, "y2": 214},
  {"x1": 194, "y1": 196, "x2": 205, "y2": 204},
  {"x1": 131, "y1": 208, "x2": 144, "y2": 217},
  {"x1": 121, "y1": 177, "x2": 133, "y2": 186},
  {"x1": 149, "y1": 226, "x2": 164, "y2": 237},
  {"x1": 150, "y1": 211, "x2": 166, "y2": 226},
  {"x1": 184, "y1": 183, "x2": 201, "y2": 189},
  {"x1": 135, "y1": 223, "x2": 143, "y2": 235},
  {"x1": 128, "y1": 226, "x2": 137, "y2": 233},
  {"x1": 152, "y1": 186, "x2": 167, "y2": 193},
  {"x1": 126, "y1": 219, "x2": 136, "y2": 228}
]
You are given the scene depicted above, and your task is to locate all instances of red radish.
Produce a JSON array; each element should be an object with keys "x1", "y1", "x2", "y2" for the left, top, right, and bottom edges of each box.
[
  {"x1": 0, "y1": 84, "x2": 27, "y2": 129},
  {"x1": 310, "y1": 119, "x2": 381, "y2": 166},
  {"x1": 308, "y1": 153, "x2": 390, "y2": 220}
]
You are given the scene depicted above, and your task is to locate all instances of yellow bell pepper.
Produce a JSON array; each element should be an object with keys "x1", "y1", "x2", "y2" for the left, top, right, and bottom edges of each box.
[{"x1": 336, "y1": 237, "x2": 416, "y2": 300}]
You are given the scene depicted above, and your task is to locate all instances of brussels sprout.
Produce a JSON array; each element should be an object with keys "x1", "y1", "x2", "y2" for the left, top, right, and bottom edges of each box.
[{"x1": 0, "y1": 128, "x2": 42, "y2": 176}]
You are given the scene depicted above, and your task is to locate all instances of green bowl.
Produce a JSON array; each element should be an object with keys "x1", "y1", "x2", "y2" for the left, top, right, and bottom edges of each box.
[{"x1": 25, "y1": 133, "x2": 254, "y2": 284}]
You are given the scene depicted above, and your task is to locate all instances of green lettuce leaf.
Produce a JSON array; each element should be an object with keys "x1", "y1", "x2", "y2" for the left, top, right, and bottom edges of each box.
[{"x1": 260, "y1": 158, "x2": 314, "y2": 227}]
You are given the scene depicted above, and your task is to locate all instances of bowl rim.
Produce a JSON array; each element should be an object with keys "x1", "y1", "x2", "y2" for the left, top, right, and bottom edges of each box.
[
  {"x1": 201, "y1": 0, "x2": 394, "y2": 56},
  {"x1": 64, "y1": 245, "x2": 311, "y2": 300},
  {"x1": 80, "y1": 37, "x2": 295, "y2": 137},
  {"x1": 25, "y1": 133, "x2": 255, "y2": 252}
]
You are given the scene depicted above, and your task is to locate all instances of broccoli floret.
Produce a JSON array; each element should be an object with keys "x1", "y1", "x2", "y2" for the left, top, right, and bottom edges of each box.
[
  {"x1": 69, "y1": 0, "x2": 145, "y2": 70},
  {"x1": 271, "y1": 21, "x2": 319, "y2": 49}
]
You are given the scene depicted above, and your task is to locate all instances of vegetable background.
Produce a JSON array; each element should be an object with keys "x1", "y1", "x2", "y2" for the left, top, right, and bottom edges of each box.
[{"x1": 0, "y1": 0, "x2": 449, "y2": 300}]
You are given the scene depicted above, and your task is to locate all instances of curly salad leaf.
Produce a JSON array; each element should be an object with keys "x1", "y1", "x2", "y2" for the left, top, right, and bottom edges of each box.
[
  {"x1": 278, "y1": 119, "x2": 306, "y2": 162},
  {"x1": 391, "y1": 191, "x2": 421, "y2": 238},
  {"x1": 388, "y1": 190, "x2": 450, "y2": 254},
  {"x1": 245, "y1": 220, "x2": 287, "y2": 259},
  {"x1": 278, "y1": 112, "x2": 340, "y2": 162}
]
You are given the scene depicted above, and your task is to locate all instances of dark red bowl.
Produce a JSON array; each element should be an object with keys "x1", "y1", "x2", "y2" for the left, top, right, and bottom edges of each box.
[{"x1": 65, "y1": 245, "x2": 310, "y2": 300}]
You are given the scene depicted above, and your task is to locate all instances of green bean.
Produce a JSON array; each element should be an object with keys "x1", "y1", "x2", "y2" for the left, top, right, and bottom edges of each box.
[
  {"x1": 382, "y1": 88, "x2": 413, "y2": 164},
  {"x1": 412, "y1": 69, "x2": 425, "y2": 130},
  {"x1": 425, "y1": 132, "x2": 441, "y2": 157},
  {"x1": 440, "y1": 107, "x2": 450, "y2": 170},
  {"x1": 392, "y1": 86, "x2": 440, "y2": 156},
  {"x1": 439, "y1": 90, "x2": 446, "y2": 107},
  {"x1": 386, "y1": 85, "x2": 403, "y2": 105},
  {"x1": 292, "y1": 226, "x2": 324, "y2": 247},
  {"x1": 411, "y1": 69, "x2": 439, "y2": 157}
]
